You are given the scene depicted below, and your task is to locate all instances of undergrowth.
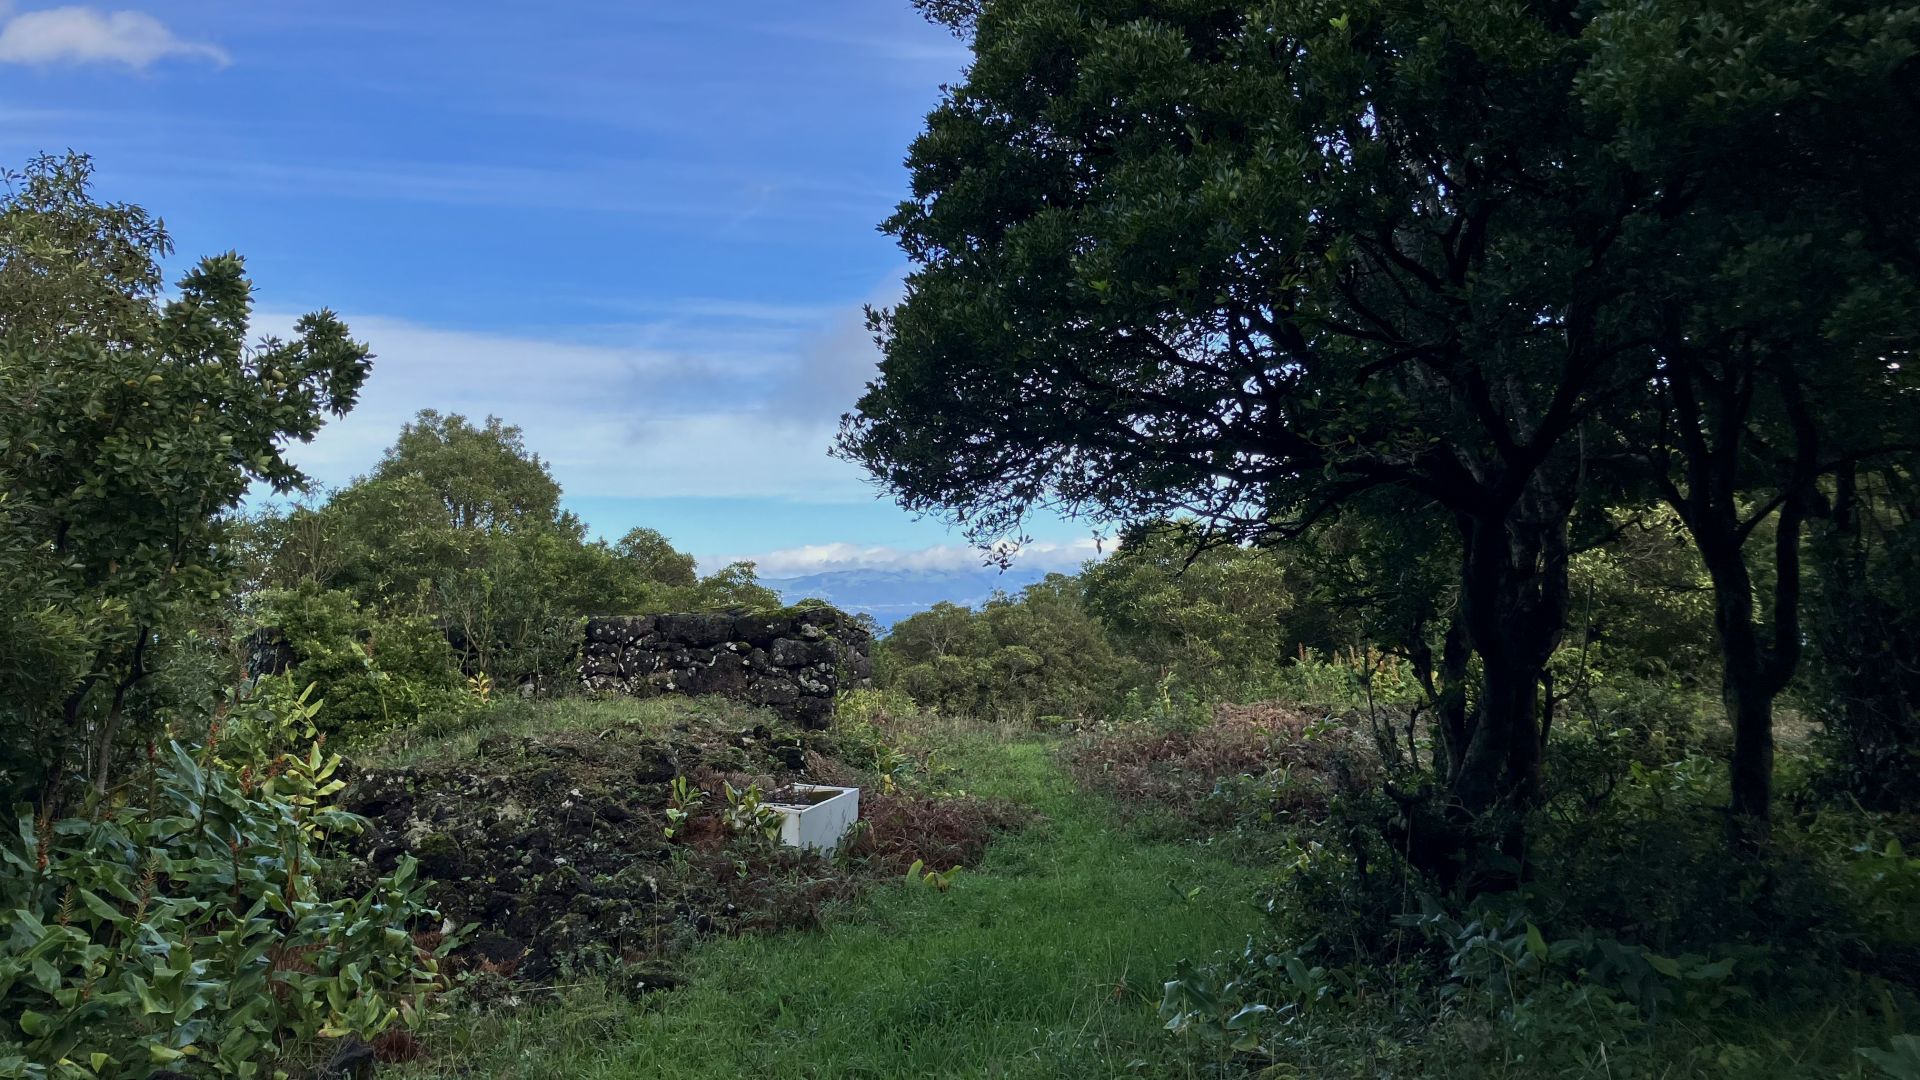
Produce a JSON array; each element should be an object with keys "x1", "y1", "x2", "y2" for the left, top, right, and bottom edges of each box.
[{"x1": 1073, "y1": 704, "x2": 1920, "y2": 1078}]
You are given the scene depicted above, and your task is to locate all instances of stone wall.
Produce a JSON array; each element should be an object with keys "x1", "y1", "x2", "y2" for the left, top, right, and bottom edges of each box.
[{"x1": 579, "y1": 608, "x2": 872, "y2": 729}]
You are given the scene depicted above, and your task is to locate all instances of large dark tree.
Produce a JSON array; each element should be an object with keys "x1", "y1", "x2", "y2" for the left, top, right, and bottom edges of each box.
[
  {"x1": 1582, "y1": 0, "x2": 1920, "y2": 831},
  {"x1": 841, "y1": 0, "x2": 1654, "y2": 843}
]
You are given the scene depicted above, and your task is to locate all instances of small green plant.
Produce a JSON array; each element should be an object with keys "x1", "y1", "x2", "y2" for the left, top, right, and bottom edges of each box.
[
  {"x1": 214, "y1": 676, "x2": 324, "y2": 769},
  {"x1": 904, "y1": 859, "x2": 962, "y2": 892},
  {"x1": 874, "y1": 744, "x2": 910, "y2": 795},
  {"x1": 663, "y1": 775, "x2": 704, "y2": 840},
  {"x1": 1158, "y1": 956, "x2": 1273, "y2": 1056},
  {"x1": 722, "y1": 782, "x2": 782, "y2": 844},
  {"x1": 1861, "y1": 1034, "x2": 1920, "y2": 1079}
]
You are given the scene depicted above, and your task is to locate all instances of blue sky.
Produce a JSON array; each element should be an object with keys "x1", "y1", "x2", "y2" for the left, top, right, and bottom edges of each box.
[{"x1": 0, "y1": 1, "x2": 1101, "y2": 577}]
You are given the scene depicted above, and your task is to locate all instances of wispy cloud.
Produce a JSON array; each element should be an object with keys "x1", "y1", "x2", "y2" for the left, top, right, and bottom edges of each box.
[
  {"x1": 721, "y1": 539, "x2": 1107, "y2": 579},
  {"x1": 262, "y1": 283, "x2": 895, "y2": 503},
  {"x1": 0, "y1": 6, "x2": 228, "y2": 69},
  {"x1": 100, "y1": 152, "x2": 889, "y2": 222},
  {"x1": 749, "y1": 22, "x2": 971, "y2": 67}
]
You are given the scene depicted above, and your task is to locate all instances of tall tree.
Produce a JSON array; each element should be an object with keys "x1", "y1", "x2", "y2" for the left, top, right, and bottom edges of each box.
[
  {"x1": 614, "y1": 526, "x2": 699, "y2": 588},
  {"x1": 1582, "y1": 0, "x2": 1920, "y2": 830},
  {"x1": 840, "y1": 0, "x2": 1651, "y2": 843},
  {"x1": 370, "y1": 411, "x2": 567, "y2": 532},
  {"x1": 0, "y1": 153, "x2": 371, "y2": 802}
]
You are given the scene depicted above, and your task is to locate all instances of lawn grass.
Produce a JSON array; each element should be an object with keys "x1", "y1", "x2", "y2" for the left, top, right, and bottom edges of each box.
[
  {"x1": 400, "y1": 726, "x2": 1264, "y2": 1079},
  {"x1": 359, "y1": 694, "x2": 773, "y2": 768}
]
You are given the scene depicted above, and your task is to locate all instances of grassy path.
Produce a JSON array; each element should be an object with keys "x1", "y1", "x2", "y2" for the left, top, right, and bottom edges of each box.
[{"x1": 422, "y1": 734, "x2": 1265, "y2": 1079}]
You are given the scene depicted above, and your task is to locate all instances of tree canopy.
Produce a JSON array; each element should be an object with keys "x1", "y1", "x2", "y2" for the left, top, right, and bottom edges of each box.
[
  {"x1": 841, "y1": 0, "x2": 1920, "y2": 842},
  {"x1": 0, "y1": 153, "x2": 371, "y2": 801}
]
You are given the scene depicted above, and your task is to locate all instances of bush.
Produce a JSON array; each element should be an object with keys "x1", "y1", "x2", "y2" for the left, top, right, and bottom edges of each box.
[
  {"x1": 876, "y1": 577, "x2": 1136, "y2": 723},
  {"x1": 0, "y1": 740, "x2": 450, "y2": 1078},
  {"x1": 255, "y1": 583, "x2": 475, "y2": 748},
  {"x1": 830, "y1": 688, "x2": 958, "y2": 793},
  {"x1": 1253, "y1": 648, "x2": 1427, "y2": 712}
]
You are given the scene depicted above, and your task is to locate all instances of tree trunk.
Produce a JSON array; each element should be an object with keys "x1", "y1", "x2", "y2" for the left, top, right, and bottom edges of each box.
[
  {"x1": 91, "y1": 627, "x2": 151, "y2": 796},
  {"x1": 1452, "y1": 496, "x2": 1570, "y2": 816},
  {"x1": 1660, "y1": 358, "x2": 1818, "y2": 841},
  {"x1": 1726, "y1": 673, "x2": 1774, "y2": 827},
  {"x1": 1386, "y1": 491, "x2": 1570, "y2": 893},
  {"x1": 1428, "y1": 615, "x2": 1473, "y2": 779},
  {"x1": 1693, "y1": 511, "x2": 1798, "y2": 842}
]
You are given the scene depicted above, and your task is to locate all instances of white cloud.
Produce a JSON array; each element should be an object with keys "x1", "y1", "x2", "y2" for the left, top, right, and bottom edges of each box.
[
  {"x1": 718, "y1": 539, "x2": 1107, "y2": 579},
  {"x1": 263, "y1": 288, "x2": 892, "y2": 502},
  {"x1": 0, "y1": 5, "x2": 228, "y2": 69}
]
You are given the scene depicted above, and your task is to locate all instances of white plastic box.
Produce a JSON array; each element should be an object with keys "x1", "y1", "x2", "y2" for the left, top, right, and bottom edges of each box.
[{"x1": 766, "y1": 783, "x2": 860, "y2": 852}]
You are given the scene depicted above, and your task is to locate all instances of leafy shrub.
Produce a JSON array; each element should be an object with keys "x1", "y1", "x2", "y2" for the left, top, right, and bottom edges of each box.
[
  {"x1": 1110, "y1": 672, "x2": 1215, "y2": 733},
  {"x1": 0, "y1": 740, "x2": 450, "y2": 1078},
  {"x1": 210, "y1": 678, "x2": 324, "y2": 774},
  {"x1": 1794, "y1": 811, "x2": 1920, "y2": 954},
  {"x1": 1526, "y1": 751, "x2": 1871, "y2": 973},
  {"x1": 255, "y1": 583, "x2": 475, "y2": 748},
  {"x1": 830, "y1": 688, "x2": 936, "y2": 791},
  {"x1": 1253, "y1": 648, "x2": 1426, "y2": 711},
  {"x1": 876, "y1": 577, "x2": 1135, "y2": 723},
  {"x1": 1162, "y1": 887, "x2": 1748, "y2": 1076}
]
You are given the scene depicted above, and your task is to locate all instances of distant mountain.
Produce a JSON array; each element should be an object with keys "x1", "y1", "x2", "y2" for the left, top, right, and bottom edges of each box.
[{"x1": 764, "y1": 566, "x2": 1058, "y2": 630}]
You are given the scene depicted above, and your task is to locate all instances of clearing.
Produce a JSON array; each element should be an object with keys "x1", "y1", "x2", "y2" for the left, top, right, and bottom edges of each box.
[{"x1": 403, "y1": 727, "x2": 1264, "y2": 1079}]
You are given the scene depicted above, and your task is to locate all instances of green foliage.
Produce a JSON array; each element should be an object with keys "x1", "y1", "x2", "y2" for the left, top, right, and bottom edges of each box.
[
  {"x1": 1159, "y1": 953, "x2": 1285, "y2": 1056},
  {"x1": 256, "y1": 583, "x2": 474, "y2": 748},
  {"x1": 0, "y1": 152, "x2": 371, "y2": 803},
  {"x1": 902, "y1": 859, "x2": 961, "y2": 892},
  {"x1": 304, "y1": 414, "x2": 612, "y2": 688},
  {"x1": 1861, "y1": 1035, "x2": 1920, "y2": 1080},
  {"x1": 1082, "y1": 524, "x2": 1305, "y2": 699},
  {"x1": 831, "y1": 688, "x2": 923, "y2": 792},
  {"x1": 662, "y1": 776, "x2": 704, "y2": 841},
  {"x1": 244, "y1": 409, "x2": 772, "y2": 693},
  {"x1": 367, "y1": 411, "x2": 564, "y2": 532},
  {"x1": 720, "y1": 782, "x2": 782, "y2": 844},
  {"x1": 0, "y1": 739, "x2": 448, "y2": 1077},
  {"x1": 212, "y1": 679, "x2": 324, "y2": 774},
  {"x1": 1805, "y1": 472, "x2": 1920, "y2": 809},
  {"x1": 613, "y1": 528, "x2": 697, "y2": 588},
  {"x1": 669, "y1": 561, "x2": 782, "y2": 612},
  {"x1": 879, "y1": 575, "x2": 1133, "y2": 722}
]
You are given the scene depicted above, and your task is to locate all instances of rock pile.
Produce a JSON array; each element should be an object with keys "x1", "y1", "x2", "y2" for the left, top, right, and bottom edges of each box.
[
  {"x1": 578, "y1": 608, "x2": 872, "y2": 729},
  {"x1": 342, "y1": 716, "x2": 839, "y2": 986}
]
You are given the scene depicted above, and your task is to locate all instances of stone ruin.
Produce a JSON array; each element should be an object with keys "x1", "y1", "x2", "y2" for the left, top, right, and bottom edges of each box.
[
  {"x1": 579, "y1": 608, "x2": 871, "y2": 729},
  {"x1": 246, "y1": 606, "x2": 873, "y2": 730}
]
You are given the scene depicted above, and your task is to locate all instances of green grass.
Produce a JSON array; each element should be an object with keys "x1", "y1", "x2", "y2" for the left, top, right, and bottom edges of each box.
[
  {"x1": 360, "y1": 694, "x2": 775, "y2": 768},
  {"x1": 401, "y1": 726, "x2": 1264, "y2": 1079}
]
